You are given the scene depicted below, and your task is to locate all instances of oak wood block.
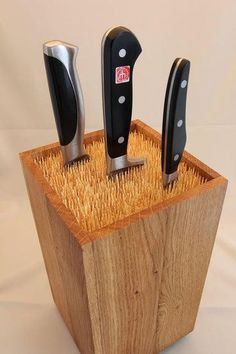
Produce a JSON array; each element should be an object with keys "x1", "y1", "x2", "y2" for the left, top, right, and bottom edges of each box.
[{"x1": 20, "y1": 120, "x2": 227, "y2": 354}]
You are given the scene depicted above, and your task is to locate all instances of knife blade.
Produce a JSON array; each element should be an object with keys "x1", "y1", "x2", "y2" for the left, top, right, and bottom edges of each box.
[
  {"x1": 101, "y1": 26, "x2": 145, "y2": 176},
  {"x1": 161, "y1": 58, "x2": 190, "y2": 187},
  {"x1": 43, "y1": 40, "x2": 89, "y2": 165}
]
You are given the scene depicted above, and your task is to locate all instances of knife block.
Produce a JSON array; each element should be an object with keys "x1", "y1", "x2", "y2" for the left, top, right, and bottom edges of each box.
[{"x1": 20, "y1": 120, "x2": 227, "y2": 354}]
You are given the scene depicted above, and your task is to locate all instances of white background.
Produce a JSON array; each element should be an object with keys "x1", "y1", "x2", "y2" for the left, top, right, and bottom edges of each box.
[
  {"x1": 1, "y1": 1, "x2": 236, "y2": 353},
  {"x1": 1, "y1": 0, "x2": 236, "y2": 130}
]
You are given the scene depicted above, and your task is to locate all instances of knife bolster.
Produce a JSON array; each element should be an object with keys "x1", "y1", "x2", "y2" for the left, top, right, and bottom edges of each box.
[
  {"x1": 106, "y1": 154, "x2": 145, "y2": 176},
  {"x1": 162, "y1": 170, "x2": 179, "y2": 187}
]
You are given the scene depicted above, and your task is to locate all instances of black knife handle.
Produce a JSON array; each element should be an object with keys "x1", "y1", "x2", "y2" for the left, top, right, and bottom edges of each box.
[
  {"x1": 102, "y1": 26, "x2": 142, "y2": 159},
  {"x1": 44, "y1": 53, "x2": 77, "y2": 146},
  {"x1": 43, "y1": 41, "x2": 87, "y2": 165},
  {"x1": 161, "y1": 58, "x2": 190, "y2": 174}
]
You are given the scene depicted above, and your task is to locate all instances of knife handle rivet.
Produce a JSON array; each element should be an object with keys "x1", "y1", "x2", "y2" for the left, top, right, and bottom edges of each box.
[
  {"x1": 119, "y1": 49, "x2": 126, "y2": 58},
  {"x1": 118, "y1": 136, "x2": 125, "y2": 144},
  {"x1": 118, "y1": 96, "x2": 126, "y2": 104},
  {"x1": 174, "y1": 154, "x2": 179, "y2": 161},
  {"x1": 181, "y1": 80, "x2": 187, "y2": 88},
  {"x1": 177, "y1": 119, "x2": 183, "y2": 127}
]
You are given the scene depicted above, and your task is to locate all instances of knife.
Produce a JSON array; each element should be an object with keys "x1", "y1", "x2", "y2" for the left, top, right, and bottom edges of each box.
[
  {"x1": 161, "y1": 58, "x2": 190, "y2": 187},
  {"x1": 43, "y1": 40, "x2": 89, "y2": 165},
  {"x1": 101, "y1": 26, "x2": 145, "y2": 176}
]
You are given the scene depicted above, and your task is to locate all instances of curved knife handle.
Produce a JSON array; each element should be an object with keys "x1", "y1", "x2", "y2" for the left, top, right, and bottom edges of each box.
[
  {"x1": 102, "y1": 26, "x2": 142, "y2": 159},
  {"x1": 161, "y1": 58, "x2": 190, "y2": 183},
  {"x1": 43, "y1": 40, "x2": 88, "y2": 165}
]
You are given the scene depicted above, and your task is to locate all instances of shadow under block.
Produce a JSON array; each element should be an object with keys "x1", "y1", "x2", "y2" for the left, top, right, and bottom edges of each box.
[{"x1": 20, "y1": 120, "x2": 227, "y2": 354}]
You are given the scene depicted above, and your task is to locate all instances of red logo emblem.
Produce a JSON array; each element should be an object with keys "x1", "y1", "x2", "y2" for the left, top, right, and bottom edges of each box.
[{"x1": 115, "y1": 66, "x2": 130, "y2": 84}]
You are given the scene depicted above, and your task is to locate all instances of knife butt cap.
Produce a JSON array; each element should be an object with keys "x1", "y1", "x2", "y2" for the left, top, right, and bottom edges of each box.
[{"x1": 43, "y1": 40, "x2": 78, "y2": 57}]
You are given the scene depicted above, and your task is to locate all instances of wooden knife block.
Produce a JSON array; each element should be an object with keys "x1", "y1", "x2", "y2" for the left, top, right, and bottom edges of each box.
[{"x1": 20, "y1": 120, "x2": 227, "y2": 354}]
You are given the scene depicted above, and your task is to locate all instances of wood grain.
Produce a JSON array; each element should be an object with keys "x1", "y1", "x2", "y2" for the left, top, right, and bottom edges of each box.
[
  {"x1": 21, "y1": 157, "x2": 94, "y2": 353},
  {"x1": 83, "y1": 211, "x2": 166, "y2": 354},
  {"x1": 20, "y1": 120, "x2": 228, "y2": 354},
  {"x1": 155, "y1": 177, "x2": 227, "y2": 352}
]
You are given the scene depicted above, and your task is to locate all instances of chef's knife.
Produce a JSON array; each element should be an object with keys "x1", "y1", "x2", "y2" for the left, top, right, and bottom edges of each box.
[
  {"x1": 161, "y1": 58, "x2": 190, "y2": 187},
  {"x1": 102, "y1": 26, "x2": 145, "y2": 176},
  {"x1": 43, "y1": 40, "x2": 89, "y2": 165}
]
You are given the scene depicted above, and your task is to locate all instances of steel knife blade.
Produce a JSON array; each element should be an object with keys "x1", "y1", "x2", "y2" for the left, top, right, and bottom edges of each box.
[
  {"x1": 161, "y1": 58, "x2": 190, "y2": 187},
  {"x1": 43, "y1": 40, "x2": 89, "y2": 165},
  {"x1": 101, "y1": 26, "x2": 145, "y2": 176}
]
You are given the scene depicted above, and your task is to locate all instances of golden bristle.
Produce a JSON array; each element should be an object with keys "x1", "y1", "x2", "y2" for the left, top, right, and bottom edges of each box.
[{"x1": 34, "y1": 132, "x2": 206, "y2": 232}]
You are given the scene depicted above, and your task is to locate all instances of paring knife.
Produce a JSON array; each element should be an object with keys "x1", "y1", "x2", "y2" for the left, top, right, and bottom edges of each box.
[
  {"x1": 43, "y1": 40, "x2": 89, "y2": 165},
  {"x1": 101, "y1": 26, "x2": 145, "y2": 176},
  {"x1": 161, "y1": 58, "x2": 190, "y2": 187}
]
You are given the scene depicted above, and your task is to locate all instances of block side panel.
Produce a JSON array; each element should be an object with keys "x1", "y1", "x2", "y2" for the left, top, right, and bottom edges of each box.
[
  {"x1": 21, "y1": 160, "x2": 95, "y2": 354},
  {"x1": 83, "y1": 212, "x2": 168, "y2": 354},
  {"x1": 155, "y1": 181, "x2": 227, "y2": 352}
]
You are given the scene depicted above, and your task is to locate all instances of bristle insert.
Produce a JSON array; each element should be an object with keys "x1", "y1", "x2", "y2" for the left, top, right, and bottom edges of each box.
[{"x1": 34, "y1": 132, "x2": 206, "y2": 233}]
